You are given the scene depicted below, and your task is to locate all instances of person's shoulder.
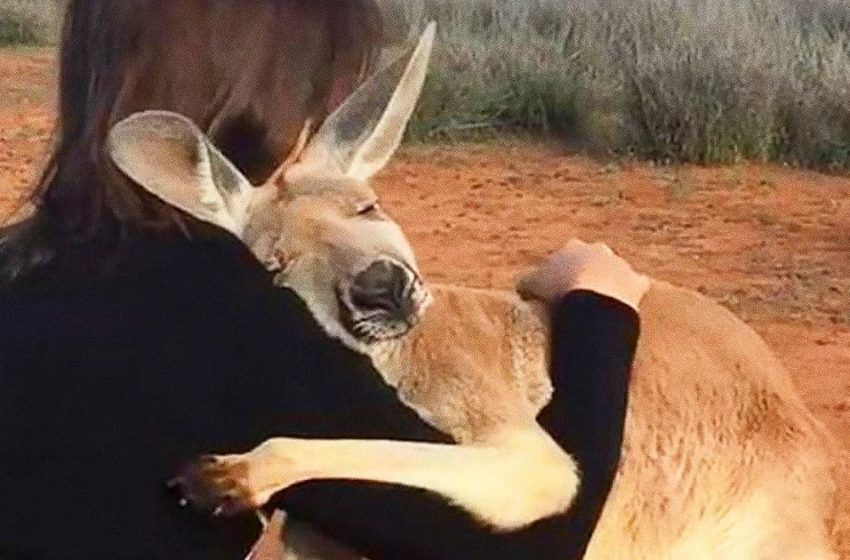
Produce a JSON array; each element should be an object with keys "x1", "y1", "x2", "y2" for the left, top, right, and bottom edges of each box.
[
  {"x1": 160, "y1": 231, "x2": 331, "y2": 343},
  {"x1": 0, "y1": 224, "x2": 333, "y2": 349}
]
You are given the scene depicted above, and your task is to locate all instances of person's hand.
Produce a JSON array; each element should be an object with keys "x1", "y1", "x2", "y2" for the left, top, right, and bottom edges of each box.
[{"x1": 516, "y1": 240, "x2": 651, "y2": 311}]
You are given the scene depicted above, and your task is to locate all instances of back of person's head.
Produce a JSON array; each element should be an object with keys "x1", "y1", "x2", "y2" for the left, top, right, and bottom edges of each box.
[{"x1": 0, "y1": 0, "x2": 383, "y2": 283}]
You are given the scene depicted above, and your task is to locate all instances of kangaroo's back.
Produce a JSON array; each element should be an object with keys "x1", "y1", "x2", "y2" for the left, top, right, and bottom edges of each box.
[{"x1": 590, "y1": 281, "x2": 838, "y2": 559}]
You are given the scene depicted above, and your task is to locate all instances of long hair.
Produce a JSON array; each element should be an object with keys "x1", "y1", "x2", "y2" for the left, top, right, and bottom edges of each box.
[{"x1": 0, "y1": 0, "x2": 383, "y2": 282}]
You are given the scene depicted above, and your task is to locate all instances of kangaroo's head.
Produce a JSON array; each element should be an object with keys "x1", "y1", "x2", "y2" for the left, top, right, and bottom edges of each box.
[{"x1": 107, "y1": 25, "x2": 436, "y2": 352}]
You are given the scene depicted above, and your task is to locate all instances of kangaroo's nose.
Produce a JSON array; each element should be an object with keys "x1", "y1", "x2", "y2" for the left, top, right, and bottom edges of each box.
[{"x1": 349, "y1": 260, "x2": 417, "y2": 320}]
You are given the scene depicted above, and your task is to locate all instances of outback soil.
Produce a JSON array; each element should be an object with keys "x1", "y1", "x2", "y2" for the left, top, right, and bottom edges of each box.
[{"x1": 1, "y1": 50, "x2": 848, "y2": 554}]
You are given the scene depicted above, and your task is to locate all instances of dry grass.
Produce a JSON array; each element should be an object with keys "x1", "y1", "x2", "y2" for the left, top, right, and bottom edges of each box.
[
  {"x1": 386, "y1": 0, "x2": 850, "y2": 170},
  {"x1": 0, "y1": 0, "x2": 60, "y2": 46},
  {"x1": 4, "y1": 0, "x2": 850, "y2": 169}
]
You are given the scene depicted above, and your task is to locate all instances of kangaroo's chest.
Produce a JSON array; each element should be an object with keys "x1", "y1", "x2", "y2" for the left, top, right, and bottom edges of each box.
[{"x1": 370, "y1": 286, "x2": 552, "y2": 443}]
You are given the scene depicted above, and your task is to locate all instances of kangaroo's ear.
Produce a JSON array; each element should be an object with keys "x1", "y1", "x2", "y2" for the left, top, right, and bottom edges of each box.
[
  {"x1": 108, "y1": 111, "x2": 255, "y2": 236},
  {"x1": 288, "y1": 22, "x2": 436, "y2": 184}
]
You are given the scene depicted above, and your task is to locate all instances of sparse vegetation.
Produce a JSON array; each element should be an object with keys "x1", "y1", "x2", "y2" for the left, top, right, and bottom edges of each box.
[
  {"x1": 0, "y1": 0, "x2": 60, "y2": 46},
  {"x1": 4, "y1": 0, "x2": 850, "y2": 170},
  {"x1": 388, "y1": 0, "x2": 850, "y2": 170}
]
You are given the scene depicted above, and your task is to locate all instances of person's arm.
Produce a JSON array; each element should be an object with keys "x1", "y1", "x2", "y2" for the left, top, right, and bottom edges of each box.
[
  {"x1": 539, "y1": 290, "x2": 639, "y2": 559},
  {"x1": 514, "y1": 240, "x2": 647, "y2": 559}
]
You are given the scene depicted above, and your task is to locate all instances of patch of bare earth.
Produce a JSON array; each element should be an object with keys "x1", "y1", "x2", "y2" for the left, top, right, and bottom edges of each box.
[
  {"x1": 0, "y1": 48, "x2": 55, "y2": 219},
  {"x1": 1, "y1": 49, "x2": 848, "y2": 555}
]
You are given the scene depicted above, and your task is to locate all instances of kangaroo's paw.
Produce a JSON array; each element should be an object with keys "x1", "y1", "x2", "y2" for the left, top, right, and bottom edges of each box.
[{"x1": 168, "y1": 454, "x2": 267, "y2": 517}]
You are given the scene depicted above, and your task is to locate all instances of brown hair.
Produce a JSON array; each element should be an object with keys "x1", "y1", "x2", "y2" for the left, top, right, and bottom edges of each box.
[{"x1": 1, "y1": 0, "x2": 383, "y2": 281}]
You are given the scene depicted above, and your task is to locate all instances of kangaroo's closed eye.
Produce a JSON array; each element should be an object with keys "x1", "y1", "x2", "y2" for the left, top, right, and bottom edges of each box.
[{"x1": 355, "y1": 200, "x2": 381, "y2": 217}]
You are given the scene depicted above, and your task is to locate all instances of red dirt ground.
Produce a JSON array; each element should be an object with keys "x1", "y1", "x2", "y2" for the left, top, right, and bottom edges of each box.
[{"x1": 1, "y1": 50, "x2": 848, "y2": 555}]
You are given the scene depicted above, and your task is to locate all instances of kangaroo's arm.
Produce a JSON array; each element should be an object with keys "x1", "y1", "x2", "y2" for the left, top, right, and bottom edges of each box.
[{"x1": 174, "y1": 425, "x2": 578, "y2": 532}]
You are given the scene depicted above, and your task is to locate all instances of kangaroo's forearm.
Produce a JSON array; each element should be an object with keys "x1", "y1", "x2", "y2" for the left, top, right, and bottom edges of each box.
[{"x1": 198, "y1": 428, "x2": 578, "y2": 532}]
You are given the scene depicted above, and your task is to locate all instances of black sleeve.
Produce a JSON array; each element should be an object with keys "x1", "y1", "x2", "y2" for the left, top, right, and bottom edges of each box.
[{"x1": 538, "y1": 290, "x2": 640, "y2": 559}]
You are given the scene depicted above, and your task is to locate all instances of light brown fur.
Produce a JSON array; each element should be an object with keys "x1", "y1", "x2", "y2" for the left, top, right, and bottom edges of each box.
[
  {"x1": 213, "y1": 277, "x2": 840, "y2": 559},
  {"x1": 107, "y1": 24, "x2": 840, "y2": 557},
  {"x1": 110, "y1": 26, "x2": 587, "y2": 535},
  {"x1": 369, "y1": 285, "x2": 551, "y2": 443},
  {"x1": 352, "y1": 281, "x2": 839, "y2": 559}
]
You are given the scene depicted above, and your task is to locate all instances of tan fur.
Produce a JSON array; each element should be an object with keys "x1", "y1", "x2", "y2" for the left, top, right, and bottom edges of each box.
[
  {"x1": 107, "y1": 23, "x2": 840, "y2": 557},
  {"x1": 205, "y1": 275, "x2": 840, "y2": 558},
  {"x1": 371, "y1": 282, "x2": 840, "y2": 559},
  {"x1": 218, "y1": 276, "x2": 840, "y2": 558},
  {"x1": 369, "y1": 285, "x2": 551, "y2": 443},
  {"x1": 209, "y1": 426, "x2": 579, "y2": 532},
  {"x1": 591, "y1": 282, "x2": 839, "y2": 559},
  {"x1": 327, "y1": 280, "x2": 837, "y2": 558},
  {"x1": 111, "y1": 26, "x2": 587, "y2": 534}
]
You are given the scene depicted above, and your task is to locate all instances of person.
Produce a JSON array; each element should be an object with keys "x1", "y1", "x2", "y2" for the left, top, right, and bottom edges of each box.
[{"x1": 0, "y1": 1, "x2": 647, "y2": 558}]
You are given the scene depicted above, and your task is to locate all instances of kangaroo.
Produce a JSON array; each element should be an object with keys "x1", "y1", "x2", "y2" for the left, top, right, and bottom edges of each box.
[{"x1": 107, "y1": 25, "x2": 840, "y2": 560}]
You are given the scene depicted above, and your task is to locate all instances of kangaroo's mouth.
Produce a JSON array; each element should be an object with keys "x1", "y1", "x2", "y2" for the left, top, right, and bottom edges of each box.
[{"x1": 336, "y1": 259, "x2": 431, "y2": 343}]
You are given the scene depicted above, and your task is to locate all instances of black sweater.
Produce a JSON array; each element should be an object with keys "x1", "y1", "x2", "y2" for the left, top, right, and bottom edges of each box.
[{"x1": 0, "y1": 232, "x2": 639, "y2": 560}]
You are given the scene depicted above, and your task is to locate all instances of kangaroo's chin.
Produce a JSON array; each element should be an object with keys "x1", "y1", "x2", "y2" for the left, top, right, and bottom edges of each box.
[{"x1": 340, "y1": 308, "x2": 420, "y2": 344}]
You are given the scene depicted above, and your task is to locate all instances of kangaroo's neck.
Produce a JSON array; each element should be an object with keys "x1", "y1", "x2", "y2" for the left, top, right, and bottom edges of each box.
[
  {"x1": 369, "y1": 284, "x2": 550, "y2": 381},
  {"x1": 365, "y1": 284, "x2": 553, "y2": 441}
]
